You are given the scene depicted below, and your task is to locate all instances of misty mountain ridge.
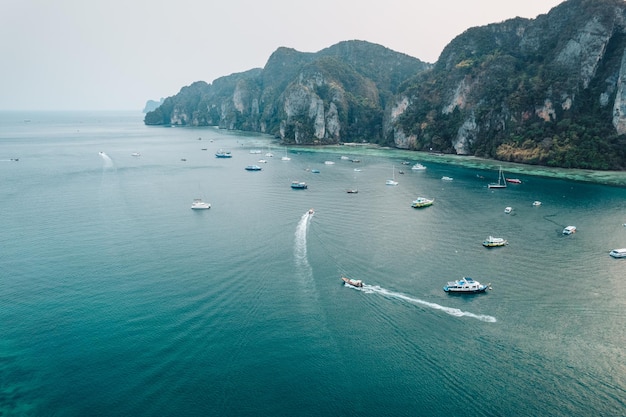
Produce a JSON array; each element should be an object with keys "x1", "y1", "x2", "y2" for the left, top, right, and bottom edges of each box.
[{"x1": 145, "y1": 0, "x2": 626, "y2": 170}]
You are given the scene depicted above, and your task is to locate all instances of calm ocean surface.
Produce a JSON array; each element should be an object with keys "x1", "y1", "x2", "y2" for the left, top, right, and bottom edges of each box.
[{"x1": 1, "y1": 111, "x2": 625, "y2": 416}]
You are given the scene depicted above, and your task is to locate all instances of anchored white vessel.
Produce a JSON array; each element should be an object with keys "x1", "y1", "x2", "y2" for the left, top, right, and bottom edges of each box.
[{"x1": 191, "y1": 199, "x2": 211, "y2": 210}]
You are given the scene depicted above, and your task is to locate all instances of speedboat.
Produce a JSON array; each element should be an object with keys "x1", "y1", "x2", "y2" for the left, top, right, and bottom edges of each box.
[
  {"x1": 245, "y1": 165, "x2": 262, "y2": 171},
  {"x1": 533, "y1": 201, "x2": 542, "y2": 206},
  {"x1": 443, "y1": 277, "x2": 490, "y2": 293},
  {"x1": 308, "y1": 208, "x2": 315, "y2": 215},
  {"x1": 291, "y1": 181, "x2": 308, "y2": 189},
  {"x1": 506, "y1": 178, "x2": 522, "y2": 184},
  {"x1": 411, "y1": 197, "x2": 434, "y2": 208},
  {"x1": 346, "y1": 189, "x2": 359, "y2": 194},
  {"x1": 411, "y1": 163, "x2": 426, "y2": 171},
  {"x1": 191, "y1": 199, "x2": 211, "y2": 210},
  {"x1": 563, "y1": 226, "x2": 577, "y2": 235},
  {"x1": 341, "y1": 276, "x2": 363, "y2": 288},
  {"x1": 609, "y1": 248, "x2": 626, "y2": 258},
  {"x1": 504, "y1": 207, "x2": 512, "y2": 214},
  {"x1": 482, "y1": 236, "x2": 508, "y2": 247}
]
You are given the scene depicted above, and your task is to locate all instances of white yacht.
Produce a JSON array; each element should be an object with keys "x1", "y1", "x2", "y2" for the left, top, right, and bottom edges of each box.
[
  {"x1": 191, "y1": 199, "x2": 211, "y2": 210},
  {"x1": 411, "y1": 163, "x2": 426, "y2": 171},
  {"x1": 443, "y1": 277, "x2": 491, "y2": 293},
  {"x1": 609, "y1": 248, "x2": 626, "y2": 258}
]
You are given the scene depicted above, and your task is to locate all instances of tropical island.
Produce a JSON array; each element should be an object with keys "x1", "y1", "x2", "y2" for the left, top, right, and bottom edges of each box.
[{"x1": 145, "y1": 0, "x2": 626, "y2": 173}]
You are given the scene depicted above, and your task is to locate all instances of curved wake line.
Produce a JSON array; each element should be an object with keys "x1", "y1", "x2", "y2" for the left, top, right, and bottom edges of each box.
[{"x1": 355, "y1": 284, "x2": 496, "y2": 323}]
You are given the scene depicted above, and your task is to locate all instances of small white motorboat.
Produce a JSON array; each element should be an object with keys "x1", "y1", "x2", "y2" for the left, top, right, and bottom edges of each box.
[
  {"x1": 191, "y1": 199, "x2": 211, "y2": 210},
  {"x1": 563, "y1": 226, "x2": 577, "y2": 235}
]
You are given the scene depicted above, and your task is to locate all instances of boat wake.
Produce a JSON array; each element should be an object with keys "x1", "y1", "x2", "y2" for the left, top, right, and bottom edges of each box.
[
  {"x1": 294, "y1": 211, "x2": 313, "y2": 278},
  {"x1": 352, "y1": 284, "x2": 497, "y2": 323},
  {"x1": 99, "y1": 151, "x2": 113, "y2": 168}
]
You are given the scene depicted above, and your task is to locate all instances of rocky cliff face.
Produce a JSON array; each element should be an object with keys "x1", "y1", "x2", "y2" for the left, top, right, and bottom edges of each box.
[
  {"x1": 390, "y1": 0, "x2": 626, "y2": 169},
  {"x1": 145, "y1": 41, "x2": 429, "y2": 145}
]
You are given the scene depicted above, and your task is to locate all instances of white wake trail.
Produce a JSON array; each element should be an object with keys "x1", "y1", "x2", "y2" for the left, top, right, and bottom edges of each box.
[
  {"x1": 98, "y1": 151, "x2": 113, "y2": 168},
  {"x1": 352, "y1": 284, "x2": 497, "y2": 323},
  {"x1": 294, "y1": 211, "x2": 313, "y2": 278}
]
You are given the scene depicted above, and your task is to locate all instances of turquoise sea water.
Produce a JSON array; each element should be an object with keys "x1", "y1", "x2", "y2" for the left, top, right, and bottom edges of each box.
[{"x1": 1, "y1": 111, "x2": 625, "y2": 416}]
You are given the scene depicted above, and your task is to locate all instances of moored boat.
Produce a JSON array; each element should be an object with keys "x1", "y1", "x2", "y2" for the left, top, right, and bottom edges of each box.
[
  {"x1": 411, "y1": 197, "x2": 434, "y2": 208},
  {"x1": 443, "y1": 277, "x2": 491, "y2": 293},
  {"x1": 191, "y1": 199, "x2": 211, "y2": 210},
  {"x1": 563, "y1": 225, "x2": 577, "y2": 235},
  {"x1": 411, "y1": 163, "x2": 427, "y2": 171},
  {"x1": 346, "y1": 189, "x2": 359, "y2": 194},
  {"x1": 245, "y1": 165, "x2": 262, "y2": 171},
  {"x1": 341, "y1": 276, "x2": 363, "y2": 288},
  {"x1": 291, "y1": 181, "x2": 308, "y2": 189},
  {"x1": 506, "y1": 178, "x2": 522, "y2": 184},
  {"x1": 504, "y1": 206, "x2": 512, "y2": 214},
  {"x1": 215, "y1": 149, "x2": 232, "y2": 158},
  {"x1": 488, "y1": 166, "x2": 507, "y2": 189},
  {"x1": 482, "y1": 236, "x2": 508, "y2": 247},
  {"x1": 609, "y1": 248, "x2": 626, "y2": 258},
  {"x1": 533, "y1": 201, "x2": 542, "y2": 206},
  {"x1": 441, "y1": 176, "x2": 453, "y2": 181}
]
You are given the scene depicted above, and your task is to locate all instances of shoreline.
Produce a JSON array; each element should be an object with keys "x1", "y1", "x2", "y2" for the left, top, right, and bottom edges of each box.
[{"x1": 290, "y1": 144, "x2": 626, "y2": 187}]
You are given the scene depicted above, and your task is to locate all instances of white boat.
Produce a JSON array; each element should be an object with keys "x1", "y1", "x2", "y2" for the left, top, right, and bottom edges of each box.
[
  {"x1": 131, "y1": 152, "x2": 141, "y2": 157},
  {"x1": 482, "y1": 236, "x2": 508, "y2": 247},
  {"x1": 341, "y1": 276, "x2": 363, "y2": 288},
  {"x1": 324, "y1": 161, "x2": 335, "y2": 165},
  {"x1": 563, "y1": 226, "x2": 577, "y2": 235},
  {"x1": 411, "y1": 197, "x2": 434, "y2": 208},
  {"x1": 441, "y1": 176, "x2": 453, "y2": 181},
  {"x1": 291, "y1": 181, "x2": 308, "y2": 189},
  {"x1": 488, "y1": 166, "x2": 507, "y2": 189},
  {"x1": 443, "y1": 277, "x2": 490, "y2": 293},
  {"x1": 249, "y1": 149, "x2": 261, "y2": 154},
  {"x1": 504, "y1": 207, "x2": 512, "y2": 214},
  {"x1": 533, "y1": 201, "x2": 542, "y2": 206},
  {"x1": 245, "y1": 165, "x2": 262, "y2": 171},
  {"x1": 191, "y1": 199, "x2": 211, "y2": 210},
  {"x1": 258, "y1": 159, "x2": 267, "y2": 163},
  {"x1": 215, "y1": 149, "x2": 232, "y2": 158},
  {"x1": 386, "y1": 166, "x2": 398, "y2": 186},
  {"x1": 308, "y1": 208, "x2": 315, "y2": 215},
  {"x1": 609, "y1": 248, "x2": 626, "y2": 258},
  {"x1": 340, "y1": 156, "x2": 350, "y2": 160},
  {"x1": 411, "y1": 163, "x2": 426, "y2": 171}
]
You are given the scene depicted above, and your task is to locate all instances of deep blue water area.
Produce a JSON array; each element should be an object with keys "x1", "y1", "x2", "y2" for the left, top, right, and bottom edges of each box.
[{"x1": 1, "y1": 111, "x2": 625, "y2": 416}]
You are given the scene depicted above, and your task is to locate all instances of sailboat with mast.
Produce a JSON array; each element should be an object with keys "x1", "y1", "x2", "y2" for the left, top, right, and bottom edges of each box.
[
  {"x1": 488, "y1": 166, "x2": 507, "y2": 189},
  {"x1": 386, "y1": 166, "x2": 398, "y2": 186}
]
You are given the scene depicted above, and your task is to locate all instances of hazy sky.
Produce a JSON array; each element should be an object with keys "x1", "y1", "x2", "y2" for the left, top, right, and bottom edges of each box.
[{"x1": 2, "y1": 0, "x2": 564, "y2": 111}]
